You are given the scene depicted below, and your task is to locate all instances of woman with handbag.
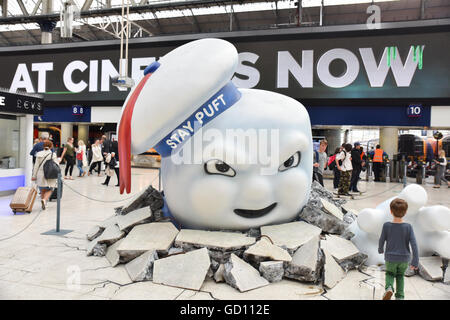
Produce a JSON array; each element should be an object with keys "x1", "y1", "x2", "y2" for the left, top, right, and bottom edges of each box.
[
  {"x1": 32, "y1": 140, "x2": 59, "y2": 210},
  {"x1": 60, "y1": 137, "x2": 77, "y2": 180},
  {"x1": 76, "y1": 140, "x2": 88, "y2": 177}
]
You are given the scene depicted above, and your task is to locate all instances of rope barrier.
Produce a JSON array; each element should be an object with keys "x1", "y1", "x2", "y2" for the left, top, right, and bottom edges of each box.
[{"x1": 0, "y1": 208, "x2": 43, "y2": 242}]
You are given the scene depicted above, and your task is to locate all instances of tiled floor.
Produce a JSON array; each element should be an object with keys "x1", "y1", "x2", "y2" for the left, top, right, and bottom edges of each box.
[{"x1": 0, "y1": 168, "x2": 448, "y2": 300}]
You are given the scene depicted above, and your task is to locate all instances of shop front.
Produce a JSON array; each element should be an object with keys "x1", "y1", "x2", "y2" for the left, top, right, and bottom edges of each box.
[{"x1": 0, "y1": 90, "x2": 44, "y2": 195}]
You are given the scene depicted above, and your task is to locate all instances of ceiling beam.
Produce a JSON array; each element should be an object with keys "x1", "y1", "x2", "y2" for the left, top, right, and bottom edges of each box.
[{"x1": 17, "y1": 0, "x2": 29, "y2": 15}]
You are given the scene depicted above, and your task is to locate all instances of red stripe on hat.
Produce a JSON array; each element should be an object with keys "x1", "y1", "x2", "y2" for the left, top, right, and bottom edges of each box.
[{"x1": 118, "y1": 73, "x2": 152, "y2": 194}]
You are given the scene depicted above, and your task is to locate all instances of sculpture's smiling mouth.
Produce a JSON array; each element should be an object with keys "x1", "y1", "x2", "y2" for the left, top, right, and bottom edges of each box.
[{"x1": 234, "y1": 203, "x2": 278, "y2": 219}]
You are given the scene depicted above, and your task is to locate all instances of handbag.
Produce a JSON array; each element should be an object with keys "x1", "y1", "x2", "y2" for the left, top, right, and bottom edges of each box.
[{"x1": 76, "y1": 152, "x2": 83, "y2": 161}]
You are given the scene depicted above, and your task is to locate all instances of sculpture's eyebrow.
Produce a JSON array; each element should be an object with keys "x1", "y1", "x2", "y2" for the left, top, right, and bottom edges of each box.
[{"x1": 278, "y1": 132, "x2": 308, "y2": 165}]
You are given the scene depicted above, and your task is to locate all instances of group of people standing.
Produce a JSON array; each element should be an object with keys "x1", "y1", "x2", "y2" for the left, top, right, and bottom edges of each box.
[
  {"x1": 30, "y1": 134, "x2": 120, "y2": 210},
  {"x1": 314, "y1": 140, "x2": 367, "y2": 196}
]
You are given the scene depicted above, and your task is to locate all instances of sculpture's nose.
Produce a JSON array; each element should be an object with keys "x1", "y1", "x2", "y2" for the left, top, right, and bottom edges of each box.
[{"x1": 239, "y1": 176, "x2": 272, "y2": 205}]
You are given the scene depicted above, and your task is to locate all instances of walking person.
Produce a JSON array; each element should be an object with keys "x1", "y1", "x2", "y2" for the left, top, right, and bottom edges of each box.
[
  {"x1": 336, "y1": 143, "x2": 353, "y2": 196},
  {"x1": 349, "y1": 142, "x2": 364, "y2": 193},
  {"x1": 313, "y1": 139, "x2": 328, "y2": 187},
  {"x1": 433, "y1": 150, "x2": 450, "y2": 188},
  {"x1": 31, "y1": 140, "x2": 59, "y2": 210},
  {"x1": 76, "y1": 140, "x2": 88, "y2": 177},
  {"x1": 102, "y1": 152, "x2": 117, "y2": 186},
  {"x1": 88, "y1": 139, "x2": 103, "y2": 176},
  {"x1": 112, "y1": 140, "x2": 120, "y2": 187},
  {"x1": 60, "y1": 137, "x2": 76, "y2": 180},
  {"x1": 30, "y1": 135, "x2": 45, "y2": 164},
  {"x1": 379, "y1": 198, "x2": 419, "y2": 300}
]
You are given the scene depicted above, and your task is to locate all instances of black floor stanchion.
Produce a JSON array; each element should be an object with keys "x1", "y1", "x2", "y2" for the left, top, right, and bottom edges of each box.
[{"x1": 41, "y1": 172, "x2": 73, "y2": 236}]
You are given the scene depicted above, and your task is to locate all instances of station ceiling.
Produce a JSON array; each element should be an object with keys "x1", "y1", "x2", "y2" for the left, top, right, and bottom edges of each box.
[{"x1": 0, "y1": 0, "x2": 449, "y2": 46}]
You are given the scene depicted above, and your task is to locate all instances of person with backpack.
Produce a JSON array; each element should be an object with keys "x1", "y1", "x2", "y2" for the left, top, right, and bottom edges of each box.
[
  {"x1": 313, "y1": 139, "x2": 328, "y2": 187},
  {"x1": 31, "y1": 140, "x2": 60, "y2": 210},
  {"x1": 328, "y1": 146, "x2": 342, "y2": 189},
  {"x1": 336, "y1": 143, "x2": 353, "y2": 196}
]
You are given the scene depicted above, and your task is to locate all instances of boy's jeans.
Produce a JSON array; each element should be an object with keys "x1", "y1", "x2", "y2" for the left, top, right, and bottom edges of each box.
[{"x1": 385, "y1": 261, "x2": 409, "y2": 299}]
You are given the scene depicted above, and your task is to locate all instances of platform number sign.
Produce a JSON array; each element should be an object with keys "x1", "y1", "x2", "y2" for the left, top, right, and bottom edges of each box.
[
  {"x1": 407, "y1": 104, "x2": 422, "y2": 118},
  {"x1": 72, "y1": 105, "x2": 84, "y2": 116}
]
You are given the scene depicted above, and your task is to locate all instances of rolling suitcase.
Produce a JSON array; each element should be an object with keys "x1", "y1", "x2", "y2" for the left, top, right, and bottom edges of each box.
[{"x1": 10, "y1": 186, "x2": 37, "y2": 214}]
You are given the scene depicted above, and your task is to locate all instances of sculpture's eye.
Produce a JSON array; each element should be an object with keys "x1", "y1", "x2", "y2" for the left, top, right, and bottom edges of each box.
[
  {"x1": 204, "y1": 159, "x2": 236, "y2": 177},
  {"x1": 279, "y1": 151, "x2": 301, "y2": 172}
]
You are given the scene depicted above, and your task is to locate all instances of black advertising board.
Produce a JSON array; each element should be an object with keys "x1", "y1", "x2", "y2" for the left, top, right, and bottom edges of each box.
[
  {"x1": 0, "y1": 90, "x2": 44, "y2": 115},
  {"x1": 0, "y1": 22, "x2": 448, "y2": 105}
]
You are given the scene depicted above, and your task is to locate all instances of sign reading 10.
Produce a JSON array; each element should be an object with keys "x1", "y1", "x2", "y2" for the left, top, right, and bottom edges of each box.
[
  {"x1": 72, "y1": 105, "x2": 84, "y2": 115},
  {"x1": 407, "y1": 105, "x2": 422, "y2": 118}
]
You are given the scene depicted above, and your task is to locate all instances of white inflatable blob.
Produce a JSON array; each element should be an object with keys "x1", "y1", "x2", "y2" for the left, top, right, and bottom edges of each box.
[
  {"x1": 162, "y1": 89, "x2": 312, "y2": 230},
  {"x1": 351, "y1": 184, "x2": 450, "y2": 264}
]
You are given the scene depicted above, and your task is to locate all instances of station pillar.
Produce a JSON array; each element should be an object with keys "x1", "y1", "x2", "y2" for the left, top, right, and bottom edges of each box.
[
  {"x1": 78, "y1": 124, "x2": 89, "y2": 144},
  {"x1": 61, "y1": 123, "x2": 73, "y2": 145},
  {"x1": 322, "y1": 129, "x2": 342, "y2": 154},
  {"x1": 379, "y1": 127, "x2": 399, "y2": 159}
]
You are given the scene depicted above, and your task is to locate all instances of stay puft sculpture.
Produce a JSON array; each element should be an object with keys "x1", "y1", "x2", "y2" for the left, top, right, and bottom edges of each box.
[
  {"x1": 117, "y1": 38, "x2": 313, "y2": 230},
  {"x1": 349, "y1": 184, "x2": 450, "y2": 265}
]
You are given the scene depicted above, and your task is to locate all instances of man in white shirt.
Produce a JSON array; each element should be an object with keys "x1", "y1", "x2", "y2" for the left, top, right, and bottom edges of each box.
[{"x1": 336, "y1": 143, "x2": 353, "y2": 195}]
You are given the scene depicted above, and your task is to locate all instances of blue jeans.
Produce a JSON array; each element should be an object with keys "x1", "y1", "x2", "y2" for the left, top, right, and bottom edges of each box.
[{"x1": 77, "y1": 159, "x2": 84, "y2": 176}]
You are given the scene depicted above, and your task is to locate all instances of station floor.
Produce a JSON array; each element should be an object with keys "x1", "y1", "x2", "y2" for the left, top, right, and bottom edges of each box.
[{"x1": 0, "y1": 168, "x2": 448, "y2": 300}]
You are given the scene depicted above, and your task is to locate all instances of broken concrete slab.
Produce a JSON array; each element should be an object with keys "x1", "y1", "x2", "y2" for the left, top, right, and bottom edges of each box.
[
  {"x1": 320, "y1": 234, "x2": 360, "y2": 263},
  {"x1": 419, "y1": 256, "x2": 443, "y2": 281},
  {"x1": 175, "y1": 229, "x2": 255, "y2": 252},
  {"x1": 125, "y1": 250, "x2": 158, "y2": 282},
  {"x1": 444, "y1": 269, "x2": 449, "y2": 285},
  {"x1": 284, "y1": 235, "x2": 321, "y2": 282},
  {"x1": 168, "y1": 247, "x2": 184, "y2": 256},
  {"x1": 323, "y1": 248, "x2": 345, "y2": 289},
  {"x1": 223, "y1": 254, "x2": 269, "y2": 292},
  {"x1": 86, "y1": 225, "x2": 104, "y2": 241},
  {"x1": 116, "y1": 206, "x2": 153, "y2": 231},
  {"x1": 86, "y1": 224, "x2": 125, "y2": 256},
  {"x1": 321, "y1": 198, "x2": 344, "y2": 221},
  {"x1": 152, "y1": 248, "x2": 210, "y2": 291},
  {"x1": 260, "y1": 221, "x2": 322, "y2": 253},
  {"x1": 244, "y1": 238, "x2": 292, "y2": 266},
  {"x1": 117, "y1": 222, "x2": 179, "y2": 261},
  {"x1": 337, "y1": 252, "x2": 368, "y2": 272},
  {"x1": 259, "y1": 261, "x2": 284, "y2": 283},
  {"x1": 116, "y1": 185, "x2": 164, "y2": 215},
  {"x1": 99, "y1": 215, "x2": 120, "y2": 229},
  {"x1": 341, "y1": 204, "x2": 359, "y2": 216},
  {"x1": 214, "y1": 264, "x2": 225, "y2": 283},
  {"x1": 105, "y1": 238, "x2": 125, "y2": 267}
]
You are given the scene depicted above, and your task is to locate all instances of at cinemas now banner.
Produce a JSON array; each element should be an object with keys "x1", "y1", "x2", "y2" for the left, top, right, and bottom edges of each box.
[{"x1": 0, "y1": 30, "x2": 448, "y2": 104}]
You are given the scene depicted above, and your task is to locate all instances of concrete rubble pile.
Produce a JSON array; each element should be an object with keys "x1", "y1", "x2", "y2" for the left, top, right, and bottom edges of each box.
[{"x1": 86, "y1": 184, "x2": 447, "y2": 294}]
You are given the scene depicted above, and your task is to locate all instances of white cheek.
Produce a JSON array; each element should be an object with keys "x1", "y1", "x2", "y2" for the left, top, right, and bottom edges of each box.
[
  {"x1": 276, "y1": 168, "x2": 309, "y2": 212},
  {"x1": 190, "y1": 176, "x2": 236, "y2": 220}
]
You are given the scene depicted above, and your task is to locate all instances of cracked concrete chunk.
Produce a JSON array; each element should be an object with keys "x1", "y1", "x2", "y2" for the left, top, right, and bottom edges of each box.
[
  {"x1": 284, "y1": 236, "x2": 321, "y2": 282},
  {"x1": 86, "y1": 224, "x2": 125, "y2": 256},
  {"x1": 92, "y1": 243, "x2": 107, "y2": 257},
  {"x1": 323, "y1": 248, "x2": 345, "y2": 289},
  {"x1": 223, "y1": 254, "x2": 269, "y2": 292},
  {"x1": 214, "y1": 264, "x2": 225, "y2": 283},
  {"x1": 152, "y1": 248, "x2": 210, "y2": 290},
  {"x1": 260, "y1": 221, "x2": 322, "y2": 253},
  {"x1": 117, "y1": 206, "x2": 153, "y2": 231},
  {"x1": 125, "y1": 250, "x2": 158, "y2": 282},
  {"x1": 86, "y1": 225, "x2": 104, "y2": 241},
  {"x1": 99, "y1": 215, "x2": 120, "y2": 229},
  {"x1": 175, "y1": 229, "x2": 255, "y2": 251},
  {"x1": 117, "y1": 222, "x2": 178, "y2": 261},
  {"x1": 320, "y1": 234, "x2": 360, "y2": 263},
  {"x1": 419, "y1": 256, "x2": 443, "y2": 281},
  {"x1": 444, "y1": 268, "x2": 449, "y2": 284},
  {"x1": 106, "y1": 238, "x2": 125, "y2": 267},
  {"x1": 244, "y1": 238, "x2": 292, "y2": 265},
  {"x1": 259, "y1": 261, "x2": 284, "y2": 283},
  {"x1": 321, "y1": 198, "x2": 344, "y2": 221},
  {"x1": 168, "y1": 247, "x2": 184, "y2": 255}
]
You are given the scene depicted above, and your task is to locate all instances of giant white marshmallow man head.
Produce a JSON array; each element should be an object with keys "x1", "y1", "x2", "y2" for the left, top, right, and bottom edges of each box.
[{"x1": 118, "y1": 39, "x2": 313, "y2": 230}]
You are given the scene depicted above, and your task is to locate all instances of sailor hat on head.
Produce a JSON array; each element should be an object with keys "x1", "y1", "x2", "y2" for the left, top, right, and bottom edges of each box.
[{"x1": 118, "y1": 38, "x2": 241, "y2": 194}]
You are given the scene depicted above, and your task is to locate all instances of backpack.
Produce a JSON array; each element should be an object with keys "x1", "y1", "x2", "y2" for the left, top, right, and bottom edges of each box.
[
  {"x1": 328, "y1": 154, "x2": 336, "y2": 170},
  {"x1": 43, "y1": 151, "x2": 61, "y2": 179}
]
